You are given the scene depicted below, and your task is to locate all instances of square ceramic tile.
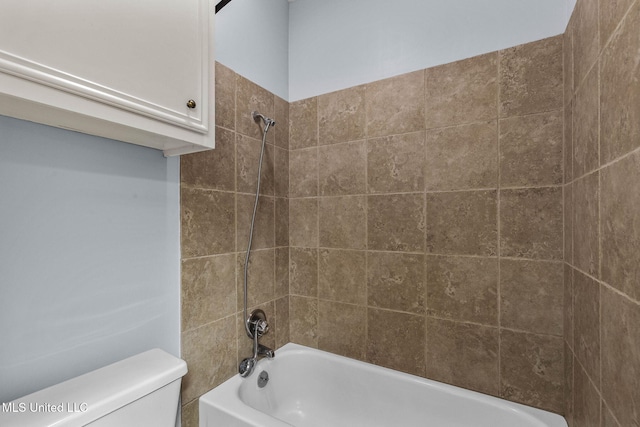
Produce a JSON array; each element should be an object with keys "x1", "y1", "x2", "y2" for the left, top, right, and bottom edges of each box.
[
  {"x1": 318, "y1": 86, "x2": 366, "y2": 145},
  {"x1": 426, "y1": 318, "x2": 499, "y2": 396},
  {"x1": 369, "y1": 132, "x2": 426, "y2": 193},
  {"x1": 499, "y1": 36, "x2": 563, "y2": 117},
  {"x1": 426, "y1": 52, "x2": 498, "y2": 128},
  {"x1": 366, "y1": 71, "x2": 425, "y2": 138},
  {"x1": 500, "y1": 259, "x2": 563, "y2": 336},
  {"x1": 427, "y1": 255, "x2": 498, "y2": 325},
  {"x1": 427, "y1": 190, "x2": 497, "y2": 256},
  {"x1": 368, "y1": 252, "x2": 425, "y2": 313},
  {"x1": 426, "y1": 122, "x2": 497, "y2": 191},
  {"x1": 500, "y1": 187, "x2": 563, "y2": 260},
  {"x1": 500, "y1": 111, "x2": 563, "y2": 187},
  {"x1": 500, "y1": 330, "x2": 564, "y2": 413},
  {"x1": 369, "y1": 193, "x2": 425, "y2": 252},
  {"x1": 319, "y1": 249, "x2": 366, "y2": 305}
]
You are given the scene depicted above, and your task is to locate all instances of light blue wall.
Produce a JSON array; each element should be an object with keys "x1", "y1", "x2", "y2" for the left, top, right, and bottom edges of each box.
[
  {"x1": 289, "y1": 0, "x2": 568, "y2": 101},
  {"x1": 0, "y1": 115, "x2": 180, "y2": 402},
  {"x1": 214, "y1": 0, "x2": 574, "y2": 102},
  {"x1": 215, "y1": 0, "x2": 289, "y2": 100}
]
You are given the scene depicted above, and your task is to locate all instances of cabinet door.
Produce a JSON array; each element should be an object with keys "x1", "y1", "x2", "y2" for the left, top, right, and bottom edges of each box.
[{"x1": 0, "y1": 0, "x2": 210, "y2": 135}]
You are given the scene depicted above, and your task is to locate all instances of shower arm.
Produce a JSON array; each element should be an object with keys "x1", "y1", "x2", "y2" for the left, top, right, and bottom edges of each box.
[{"x1": 252, "y1": 111, "x2": 275, "y2": 129}]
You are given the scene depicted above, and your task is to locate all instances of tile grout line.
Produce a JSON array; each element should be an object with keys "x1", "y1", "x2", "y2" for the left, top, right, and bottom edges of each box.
[
  {"x1": 596, "y1": 4, "x2": 604, "y2": 413},
  {"x1": 423, "y1": 69, "x2": 429, "y2": 376},
  {"x1": 569, "y1": 5, "x2": 576, "y2": 285},
  {"x1": 565, "y1": 141, "x2": 640, "y2": 188},
  {"x1": 233, "y1": 76, "x2": 240, "y2": 375},
  {"x1": 572, "y1": 347, "x2": 604, "y2": 414},
  {"x1": 364, "y1": 81, "x2": 370, "y2": 363},
  {"x1": 315, "y1": 97, "x2": 320, "y2": 350},
  {"x1": 571, "y1": 263, "x2": 640, "y2": 307},
  {"x1": 562, "y1": 26, "x2": 571, "y2": 422},
  {"x1": 287, "y1": 103, "x2": 292, "y2": 347},
  {"x1": 496, "y1": 50, "x2": 503, "y2": 397},
  {"x1": 363, "y1": 82, "x2": 370, "y2": 363},
  {"x1": 271, "y1": 93, "x2": 277, "y2": 344},
  {"x1": 285, "y1": 247, "x2": 563, "y2": 264},
  {"x1": 288, "y1": 183, "x2": 565, "y2": 200}
]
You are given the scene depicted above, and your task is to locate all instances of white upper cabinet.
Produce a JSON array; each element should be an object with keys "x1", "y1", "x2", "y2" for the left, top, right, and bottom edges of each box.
[{"x1": 0, "y1": 0, "x2": 215, "y2": 156}]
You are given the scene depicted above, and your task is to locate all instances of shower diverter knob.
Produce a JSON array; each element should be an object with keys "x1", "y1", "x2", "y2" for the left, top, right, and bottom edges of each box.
[
  {"x1": 256, "y1": 319, "x2": 269, "y2": 336},
  {"x1": 246, "y1": 309, "x2": 269, "y2": 338}
]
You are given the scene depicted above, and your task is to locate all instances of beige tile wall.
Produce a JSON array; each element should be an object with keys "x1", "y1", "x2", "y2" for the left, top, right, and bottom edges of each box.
[
  {"x1": 180, "y1": 4, "x2": 640, "y2": 421},
  {"x1": 563, "y1": 0, "x2": 640, "y2": 426},
  {"x1": 179, "y1": 63, "x2": 290, "y2": 427},
  {"x1": 288, "y1": 35, "x2": 566, "y2": 413}
]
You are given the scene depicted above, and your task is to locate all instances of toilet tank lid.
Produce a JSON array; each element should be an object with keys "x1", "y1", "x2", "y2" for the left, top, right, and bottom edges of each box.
[{"x1": 1, "y1": 348, "x2": 187, "y2": 427}]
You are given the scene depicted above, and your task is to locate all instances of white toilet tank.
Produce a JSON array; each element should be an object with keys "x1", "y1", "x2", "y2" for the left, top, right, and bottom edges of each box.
[{"x1": 0, "y1": 348, "x2": 187, "y2": 427}]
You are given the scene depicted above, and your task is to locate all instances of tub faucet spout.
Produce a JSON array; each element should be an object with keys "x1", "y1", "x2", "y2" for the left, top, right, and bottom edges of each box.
[{"x1": 258, "y1": 344, "x2": 275, "y2": 359}]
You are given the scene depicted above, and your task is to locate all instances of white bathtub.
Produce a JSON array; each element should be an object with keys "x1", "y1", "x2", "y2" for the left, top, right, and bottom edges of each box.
[{"x1": 199, "y1": 343, "x2": 567, "y2": 427}]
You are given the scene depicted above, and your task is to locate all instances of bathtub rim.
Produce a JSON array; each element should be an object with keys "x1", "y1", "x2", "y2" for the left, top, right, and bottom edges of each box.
[{"x1": 199, "y1": 342, "x2": 567, "y2": 427}]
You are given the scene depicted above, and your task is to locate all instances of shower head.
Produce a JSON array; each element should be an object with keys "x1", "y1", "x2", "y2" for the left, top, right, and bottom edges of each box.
[{"x1": 252, "y1": 111, "x2": 276, "y2": 127}]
